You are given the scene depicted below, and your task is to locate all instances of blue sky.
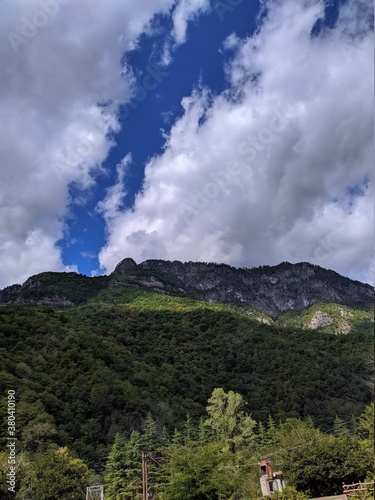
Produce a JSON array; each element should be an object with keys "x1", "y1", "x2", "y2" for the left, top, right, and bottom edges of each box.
[
  {"x1": 59, "y1": 0, "x2": 261, "y2": 277},
  {"x1": 0, "y1": 0, "x2": 373, "y2": 288}
]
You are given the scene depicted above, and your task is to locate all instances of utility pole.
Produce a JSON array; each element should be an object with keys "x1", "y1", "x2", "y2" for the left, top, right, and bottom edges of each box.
[
  {"x1": 142, "y1": 451, "x2": 148, "y2": 500},
  {"x1": 142, "y1": 451, "x2": 165, "y2": 500},
  {"x1": 86, "y1": 485, "x2": 104, "y2": 500}
]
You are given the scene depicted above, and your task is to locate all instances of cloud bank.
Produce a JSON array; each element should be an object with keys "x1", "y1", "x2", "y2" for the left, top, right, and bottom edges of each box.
[
  {"x1": 98, "y1": 0, "x2": 374, "y2": 284},
  {"x1": 0, "y1": 0, "x2": 208, "y2": 288}
]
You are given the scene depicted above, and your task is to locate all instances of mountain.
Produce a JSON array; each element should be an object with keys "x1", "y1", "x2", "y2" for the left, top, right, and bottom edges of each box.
[
  {"x1": 0, "y1": 258, "x2": 373, "y2": 317},
  {"x1": 112, "y1": 259, "x2": 373, "y2": 316},
  {"x1": 0, "y1": 258, "x2": 373, "y2": 472}
]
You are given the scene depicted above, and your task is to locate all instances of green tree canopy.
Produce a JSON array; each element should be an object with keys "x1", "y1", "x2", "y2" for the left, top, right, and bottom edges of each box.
[
  {"x1": 104, "y1": 431, "x2": 142, "y2": 500},
  {"x1": 358, "y1": 402, "x2": 374, "y2": 450},
  {"x1": 275, "y1": 419, "x2": 371, "y2": 498},
  {"x1": 19, "y1": 447, "x2": 89, "y2": 500},
  {"x1": 205, "y1": 388, "x2": 256, "y2": 454}
]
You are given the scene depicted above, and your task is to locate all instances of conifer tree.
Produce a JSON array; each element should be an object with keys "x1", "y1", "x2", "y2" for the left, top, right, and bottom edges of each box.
[
  {"x1": 198, "y1": 416, "x2": 210, "y2": 444},
  {"x1": 172, "y1": 428, "x2": 183, "y2": 446},
  {"x1": 104, "y1": 431, "x2": 142, "y2": 500},
  {"x1": 142, "y1": 413, "x2": 158, "y2": 451},
  {"x1": 257, "y1": 421, "x2": 268, "y2": 448},
  {"x1": 332, "y1": 416, "x2": 350, "y2": 438},
  {"x1": 141, "y1": 414, "x2": 165, "y2": 497},
  {"x1": 182, "y1": 413, "x2": 196, "y2": 444},
  {"x1": 266, "y1": 414, "x2": 277, "y2": 447},
  {"x1": 358, "y1": 402, "x2": 374, "y2": 451},
  {"x1": 159, "y1": 425, "x2": 170, "y2": 448}
]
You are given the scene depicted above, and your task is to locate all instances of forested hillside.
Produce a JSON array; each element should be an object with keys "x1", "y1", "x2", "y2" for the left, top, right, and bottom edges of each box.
[{"x1": 0, "y1": 263, "x2": 373, "y2": 498}]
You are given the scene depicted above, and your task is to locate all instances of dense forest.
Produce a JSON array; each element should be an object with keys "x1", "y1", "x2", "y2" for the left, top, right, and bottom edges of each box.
[{"x1": 0, "y1": 278, "x2": 373, "y2": 498}]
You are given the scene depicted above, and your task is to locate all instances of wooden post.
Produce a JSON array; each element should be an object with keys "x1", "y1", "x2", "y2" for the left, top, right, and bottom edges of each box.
[{"x1": 142, "y1": 452, "x2": 148, "y2": 500}]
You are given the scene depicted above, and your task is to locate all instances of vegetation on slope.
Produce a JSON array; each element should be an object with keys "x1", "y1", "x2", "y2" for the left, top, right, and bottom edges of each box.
[
  {"x1": 0, "y1": 274, "x2": 373, "y2": 498},
  {"x1": 0, "y1": 291, "x2": 373, "y2": 471},
  {"x1": 1, "y1": 389, "x2": 373, "y2": 499},
  {"x1": 278, "y1": 302, "x2": 374, "y2": 334}
]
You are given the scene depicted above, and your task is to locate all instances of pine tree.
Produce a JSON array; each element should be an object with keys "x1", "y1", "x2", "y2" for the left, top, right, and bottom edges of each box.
[
  {"x1": 172, "y1": 428, "x2": 183, "y2": 446},
  {"x1": 141, "y1": 413, "x2": 167, "y2": 498},
  {"x1": 182, "y1": 413, "x2": 196, "y2": 444},
  {"x1": 266, "y1": 415, "x2": 277, "y2": 447},
  {"x1": 333, "y1": 416, "x2": 350, "y2": 438},
  {"x1": 257, "y1": 421, "x2": 268, "y2": 448},
  {"x1": 104, "y1": 433, "x2": 128, "y2": 499},
  {"x1": 159, "y1": 425, "x2": 170, "y2": 448},
  {"x1": 142, "y1": 413, "x2": 158, "y2": 451},
  {"x1": 104, "y1": 431, "x2": 142, "y2": 500},
  {"x1": 198, "y1": 416, "x2": 210, "y2": 444},
  {"x1": 358, "y1": 402, "x2": 374, "y2": 451}
]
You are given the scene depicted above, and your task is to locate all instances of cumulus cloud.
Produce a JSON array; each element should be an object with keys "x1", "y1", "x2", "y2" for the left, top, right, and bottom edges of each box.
[
  {"x1": 96, "y1": 155, "x2": 131, "y2": 221},
  {"x1": 98, "y1": 0, "x2": 374, "y2": 284},
  {"x1": 0, "y1": 0, "x2": 207, "y2": 288},
  {"x1": 161, "y1": 0, "x2": 210, "y2": 65},
  {"x1": 172, "y1": 0, "x2": 210, "y2": 44}
]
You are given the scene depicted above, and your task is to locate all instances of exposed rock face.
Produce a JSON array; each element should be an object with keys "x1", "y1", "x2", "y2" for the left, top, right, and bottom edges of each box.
[
  {"x1": 14, "y1": 296, "x2": 75, "y2": 307},
  {"x1": 306, "y1": 310, "x2": 353, "y2": 334},
  {"x1": 339, "y1": 307, "x2": 353, "y2": 318},
  {"x1": 244, "y1": 310, "x2": 273, "y2": 325},
  {"x1": 1, "y1": 259, "x2": 373, "y2": 317},
  {"x1": 137, "y1": 276, "x2": 166, "y2": 290},
  {"x1": 307, "y1": 311, "x2": 333, "y2": 329},
  {"x1": 113, "y1": 258, "x2": 137, "y2": 275},
  {"x1": 112, "y1": 259, "x2": 374, "y2": 317}
]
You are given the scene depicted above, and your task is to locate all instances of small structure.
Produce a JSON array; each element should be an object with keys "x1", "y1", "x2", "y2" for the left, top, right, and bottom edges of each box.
[
  {"x1": 342, "y1": 481, "x2": 375, "y2": 499},
  {"x1": 259, "y1": 457, "x2": 285, "y2": 496},
  {"x1": 86, "y1": 485, "x2": 104, "y2": 500}
]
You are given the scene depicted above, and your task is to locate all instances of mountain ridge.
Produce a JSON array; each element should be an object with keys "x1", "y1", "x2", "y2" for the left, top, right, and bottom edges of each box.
[{"x1": 1, "y1": 258, "x2": 373, "y2": 317}]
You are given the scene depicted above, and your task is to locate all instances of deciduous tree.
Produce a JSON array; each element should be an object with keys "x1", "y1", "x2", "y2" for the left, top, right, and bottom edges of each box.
[
  {"x1": 205, "y1": 388, "x2": 256, "y2": 454},
  {"x1": 19, "y1": 447, "x2": 89, "y2": 500}
]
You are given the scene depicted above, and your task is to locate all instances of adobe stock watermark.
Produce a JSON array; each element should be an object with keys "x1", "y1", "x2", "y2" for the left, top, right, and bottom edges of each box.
[
  {"x1": 179, "y1": 105, "x2": 291, "y2": 222},
  {"x1": 6, "y1": 390, "x2": 17, "y2": 494},
  {"x1": 213, "y1": 0, "x2": 244, "y2": 21},
  {"x1": 312, "y1": 229, "x2": 340, "y2": 265},
  {"x1": 292, "y1": 136, "x2": 309, "y2": 155},
  {"x1": 340, "y1": 31, "x2": 373, "y2": 63},
  {"x1": 8, "y1": 0, "x2": 71, "y2": 54},
  {"x1": 51, "y1": 63, "x2": 168, "y2": 182},
  {"x1": 52, "y1": 116, "x2": 114, "y2": 182},
  {"x1": 311, "y1": 212, "x2": 348, "y2": 266}
]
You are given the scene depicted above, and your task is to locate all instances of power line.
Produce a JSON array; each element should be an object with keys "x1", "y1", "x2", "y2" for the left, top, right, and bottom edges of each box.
[
  {"x1": 142, "y1": 451, "x2": 167, "y2": 500},
  {"x1": 218, "y1": 430, "x2": 363, "y2": 471}
]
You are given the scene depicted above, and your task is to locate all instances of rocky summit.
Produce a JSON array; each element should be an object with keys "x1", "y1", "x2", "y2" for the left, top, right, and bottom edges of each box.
[
  {"x1": 112, "y1": 259, "x2": 373, "y2": 317},
  {"x1": 1, "y1": 258, "x2": 373, "y2": 317}
]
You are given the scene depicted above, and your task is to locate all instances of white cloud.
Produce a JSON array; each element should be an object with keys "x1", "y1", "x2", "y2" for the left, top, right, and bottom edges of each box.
[
  {"x1": 0, "y1": 229, "x2": 78, "y2": 287},
  {"x1": 0, "y1": 0, "x2": 208, "y2": 288},
  {"x1": 161, "y1": 0, "x2": 210, "y2": 65},
  {"x1": 97, "y1": 155, "x2": 131, "y2": 221},
  {"x1": 172, "y1": 0, "x2": 210, "y2": 44},
  {"x1": 98, "y1": 0, "x2": 374, "y2": 284}
]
